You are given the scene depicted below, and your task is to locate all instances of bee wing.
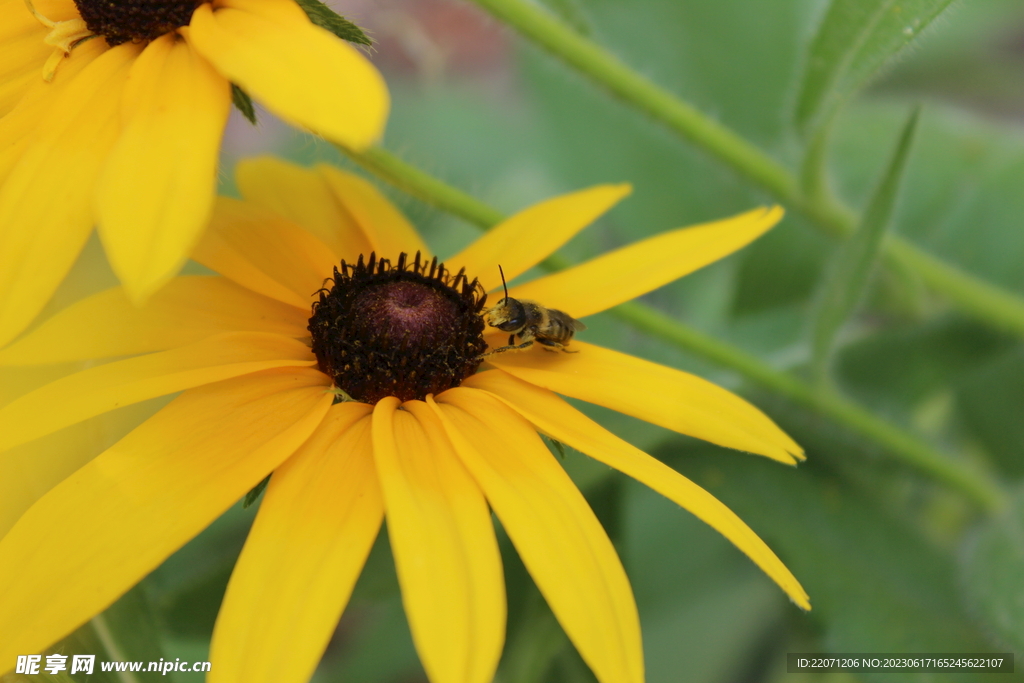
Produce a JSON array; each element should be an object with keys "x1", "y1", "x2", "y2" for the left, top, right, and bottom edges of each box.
[{"x1": 550, "y1": 309, "x2": 587, "y2": 332}]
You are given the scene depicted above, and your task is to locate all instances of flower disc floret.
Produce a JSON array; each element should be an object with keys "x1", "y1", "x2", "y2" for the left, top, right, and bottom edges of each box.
[
  {"x1": 308, "y1": 252, "x2": 489, "y2": 404},
  {"x1": 72, "y1": 0, "x2": 201, "y2": 45}
]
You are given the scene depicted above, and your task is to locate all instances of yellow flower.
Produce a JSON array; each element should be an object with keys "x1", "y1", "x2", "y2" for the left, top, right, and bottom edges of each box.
[
  {"x1": 0, "y1": 0, "x2": 389, "y2": 349},
  {"x1": 0, "y1": 157, "x2": 808, "y2": 683}
]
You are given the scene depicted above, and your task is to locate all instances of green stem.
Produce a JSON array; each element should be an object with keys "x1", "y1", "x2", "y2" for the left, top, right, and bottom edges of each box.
[
  {"x1": 463, "y1": 0, "x2": 1024, "y2": 338},
  {"x1": 613, "y1": 302, "x2": 1005, "y2": 513},
  {"x1": 339, "y1": 145, "x2": 1007, "y2": 513},
  {"x1": 884, "y1": 236, "x2": 1024, "y2": 337},
  {"x1": 90, "y1": 615, "x2": 142, "y2": 683},
  {"x1": 350, "y1": 147, "x2": 506, "y2": 227},
  {"x1": 469, "y1": 0, "x2": 799, "y2": 204}
]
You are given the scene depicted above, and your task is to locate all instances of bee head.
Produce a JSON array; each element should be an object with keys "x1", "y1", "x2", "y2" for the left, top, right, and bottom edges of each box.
[
  {"x1": 484, "y1": 265, "x2": 526, "y2": 331},
  {"x1": 486, "y1": 297, "x2": 527, "y2": 332}
]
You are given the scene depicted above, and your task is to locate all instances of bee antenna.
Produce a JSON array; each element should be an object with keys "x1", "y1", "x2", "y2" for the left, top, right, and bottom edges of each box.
[{"x1": 498, "y1": 265, "x2": 509, "y2": 301}]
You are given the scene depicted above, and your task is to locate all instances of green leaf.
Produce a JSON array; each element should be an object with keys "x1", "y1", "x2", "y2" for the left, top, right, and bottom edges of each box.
[
  {"x1": 44, "y1": 584, "x2": 167, "y2": 683},
  {"x1": 46, "y1": 625, "x2": 123, "y2": 683},
  {"x1": 794, "y1": 0, "x2": 956, "y2": 137},
  {"x1": 231, "y1": 84, "x2": 257, "y2": 125},
  {"x1": 837, "y1": 316, "x2": 1014, "y2": 418},
  {"x1": 812, "y1": 106, "x2": 920, "y2": 379},
  {"x1": 293, "y1": 0, "x2": 372, "y2": 46},
  {"x1": 497, "y1": 591, "x2": 568, "y2": 683},
  {"x1": 319, "y1": 532, "x2": 422, "y2": 682},
  {"x1": 146, "y1": 505, "x2": 254, "y2": 638},
  {"x1": 325, "y1": 595, "x2": 423, "y2": 682},
  {"x1": 242, "y1": 473, "x2": 270, "y2": 509},
  {"x1": 831, "y1": 104, "x2": 1024, "y2": 291},
  {"x1": 158, "y1": 561, "x2": 234, "y2": 639},
  {"x1": 961, "y1": 487, "x2": 1024, "y2": 654},
  {"x1": 957, "y1": 350, "x2": 1024, "y2": 478},
  {"x1": 621, "y1": 477, "x2": 789, "y2": 683},
  {"x1": 541, "y1": 434, "x2": 568, "y2": 460},
  {"x1": 547, "y1": 648, "x2": 599, "y2": 683},
  {"x1": 661, "y1": 442, "x2": 995, "y2": 682},
  {"x1": 94, "y1": 584, "x2": 167, "y2": 683}
]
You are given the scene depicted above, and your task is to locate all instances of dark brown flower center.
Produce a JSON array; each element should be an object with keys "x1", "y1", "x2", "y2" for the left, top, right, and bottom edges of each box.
[
  {"x1": 308, "y1": 252, "x2": 488, "y2": 404},
  {"x1": 73, "y1": 0, "x2": 202, "y2": 45}
]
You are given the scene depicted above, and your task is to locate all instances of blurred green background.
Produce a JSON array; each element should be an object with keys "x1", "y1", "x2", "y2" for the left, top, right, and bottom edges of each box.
[{"x1": 30, "y1": 0, "x2": 1024, "y2": 681}]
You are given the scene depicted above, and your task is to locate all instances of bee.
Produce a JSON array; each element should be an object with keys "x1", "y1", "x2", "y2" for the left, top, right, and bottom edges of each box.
[{"x1": 481, "y1": 266, "x2": 586, "y2": 357}]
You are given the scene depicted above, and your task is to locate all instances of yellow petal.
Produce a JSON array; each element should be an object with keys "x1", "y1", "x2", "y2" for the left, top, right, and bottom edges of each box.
[
  {"x1": 372, "y1": 398, "x2": 505, "y2": 683},
  {"x1": 211, "y1": 404, "x2": 383, "y2": 683},
  {"x1": 236, "y1": 156, "x2": 373, "y2": 259},
  {"x1": 192, "y1": 197, "x2": 338, "y2": 309},
  {"x1": 318, "y1": 164, "x2": 429, "y2": 259},
  {"x1": 464, "y1": 371, "x2": 811, "y2": 610},
  {"x1": 450, "y1": 184, "x2": 631, "y2": 294},
  {"x1": 0, "y1": 37, "x2": 103, "y2": 181},
  {"x1": 0, "y1": 42, "x2": 141, "y2": 350},
  {"x1": 0, "y1": 332, "x2": 316, "y2": 453},
  {"x1": 188, "y1": 0, "x2": 388, "y2": 149},
  {"x1": 0, "y1": 357, "x2": 167, "y2": 540},
  {"x1": 96, "y1": 34, "x2": 231, "y2": 304},
  {"x1": 510, "y1": 206, "x2": 784, "y2": 318},
  {"x1": 0, "y1": 37, "x2": 107, "y2": 181},
  {"x1": 0, "y1": 79, "x2": 44, "y2": 178},
  {"x1": 487, "y1": 341, "x2": 803, "y2": 464},
  {"x1": 0, "y1": 277, "x2": 308, "y2": 365},
  {"x1": 0, "y1": 68, "x2": 37, "y2": 120},
  {"x1": 430, "y1": 390, "x2": 643, "y2": 683},
  {"x1": 30, "y1": 0, "x2": 79, "y2": 22},
  {"x1": 0, "y1": 0, "x2": 47, "y2": 38},
  {"x1": 0, "y1": 397, "x2": 169, "y2": 541},
  {"x1": 0, "y1": 4, "x2": 50, "y2": 116},
  {"x1": 0, "y1": 367, "x2": 332, "y2": 662},
  {"x1": 0, "y1": 70, "x2": 37, "y2": 119}
]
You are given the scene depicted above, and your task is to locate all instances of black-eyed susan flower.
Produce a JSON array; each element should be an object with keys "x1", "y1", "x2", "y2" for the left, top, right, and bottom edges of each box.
[
  {"x1": 0, "y1": 0, "x2": 389, "y2": 350},
  {"x1": 0, "y1": 157, "x2": 809, "y2": 683}
]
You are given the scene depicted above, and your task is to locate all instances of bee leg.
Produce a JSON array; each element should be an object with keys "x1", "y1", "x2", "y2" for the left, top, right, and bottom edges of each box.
[
  {"x1": 535, "y1": 338, "x2": 580, "y2": 354},
  {"x1": 478, "y1": 339, "x2": 535, "y2": 359},
  {"x1": 535, "y1": 338, "x2": 567, "y2": 353},
  {"x1": 508, "y1": 334, "x2": 516, "y2": 346}
]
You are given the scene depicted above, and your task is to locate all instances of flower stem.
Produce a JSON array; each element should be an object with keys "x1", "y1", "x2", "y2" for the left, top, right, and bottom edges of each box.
[
  {"x1": 90, "y1": 614, "x2": 142, "y2": 683},
  {"x1": 463, "y1": 0, "x2": 1024, "y2": 338},
  {"x1": 348, "y1": 147, "x2": 505, "y2": 226},
  {"x1": 612, "y1": 301, "x2": 1006, "y2": 513},
  {"x1": 339, "y1": 144, "x2": 1007, "y2": 513}
]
